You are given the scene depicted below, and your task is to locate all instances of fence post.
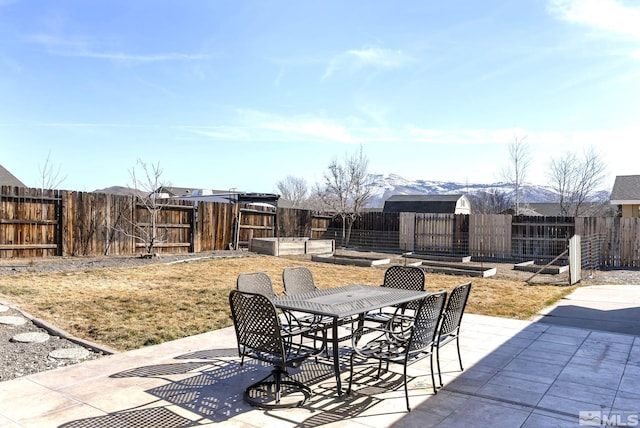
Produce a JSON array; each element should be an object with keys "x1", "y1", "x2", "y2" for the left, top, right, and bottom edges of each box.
[
  {"x1": 59, "y1": 190, "x2": 68, "y2": 256},
  {"x1": 569, "y1": 235, "x2": 581, "y2": 285},
  {"x1": 191, "y1": 203, "x2": 199, "y2": 253}
]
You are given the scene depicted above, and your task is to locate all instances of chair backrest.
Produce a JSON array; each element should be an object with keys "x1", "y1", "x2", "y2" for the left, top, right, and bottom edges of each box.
[
  {"x1": 439, "y1": 281, "x2": 472, "y2": 337},
  {"x1": 407, "y1": 291, "x2": 447, "y2": 353},
  {"x1": 229, "y1": 290, "x2": 285, "y2": 364},
  {"x1": 383, "y1": 265, "x2": 425, "y2": 292},
  {"x1": 282, "y1": 266, "x2": 317, "y2": 295},
  {"x1": 384, "y1": 265, "x2": 425, "y2": 310},
  {"x1": 237, "y1": 272, "x2": 277, "y2": 298}
]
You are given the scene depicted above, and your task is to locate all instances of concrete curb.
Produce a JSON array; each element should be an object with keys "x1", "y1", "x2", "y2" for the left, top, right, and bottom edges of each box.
[{"x1": 0, "y1": 300, "x2": 119, "y2": 356}]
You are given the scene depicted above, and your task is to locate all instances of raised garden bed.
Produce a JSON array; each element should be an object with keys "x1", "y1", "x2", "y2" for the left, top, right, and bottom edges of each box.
[
  {"x1": 249, "y1": 238, "x2": 334, "y2": 257},
  {"x1": 405, "y1": 253, "x2": 472, "y2": 263},
  {"x1": 513, "y1": 261, "x2": 569, "y2": 275},
  {"x1": 311, "y1": 253, "x2": 391, "y2": 267},
  {"x1": 418, "y1": 260, "x2": 497, "y2": 277}
]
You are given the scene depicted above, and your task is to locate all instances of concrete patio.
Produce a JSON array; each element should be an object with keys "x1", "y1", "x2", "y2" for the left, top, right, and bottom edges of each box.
[{"x1": 1, "y1": 285, "x2": 639, "y2": 427}]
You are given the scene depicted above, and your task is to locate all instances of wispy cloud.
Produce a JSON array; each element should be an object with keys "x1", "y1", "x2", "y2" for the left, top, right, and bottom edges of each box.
[
  {"x1": 27, "y1": 33, "x2": 207, "y2": 63},
  {"x1": 192, "y1": 109, "x2": 640, "y2": 153},
  {"x1": 182, "y1": 109, "x2": 528, "y2": 146},
  {"x1": 323, "y1": 47, "x2": 412, "y2": 79},
  {"x1": 548, "y1": 0, "x2": 640, "y2": 41},
  {"x1": 58, "y1": 50, "x2": 206, "y2": 62},
  {"x1": 35, "y1": 122, "x2": 145, "y2": 129}
]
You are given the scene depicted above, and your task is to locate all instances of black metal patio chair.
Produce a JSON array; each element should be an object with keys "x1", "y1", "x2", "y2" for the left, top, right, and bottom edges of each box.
[
  {"x1": 237, "y1": 271, "x2": 277, "y2": 298},
  {"x1": 435, "y1": 281, "x2": 472, "y2": 387},
  {"x1": 282, "y1": 266, "x2": 358, "y2": 357},
  {"x1": 282, "y1": 266, "x2": 317, "y2": 296},
  {"x1": 236, "y1": 271, "x2": 309, "y2": 342},
  {"x1": 229, "y1": 289, "x2": 316, "y2": 409},
  {"x1": 364, "y1": 265, "x2": 426, "y2": 325},
  {"x1": 347, "y1": 290, "x2": 447, "y2": 412}
]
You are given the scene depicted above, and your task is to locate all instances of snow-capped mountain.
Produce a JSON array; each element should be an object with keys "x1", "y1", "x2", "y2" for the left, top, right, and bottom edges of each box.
[{"x1": 366, "y1": 173, "x2": 610, "y2": 208}]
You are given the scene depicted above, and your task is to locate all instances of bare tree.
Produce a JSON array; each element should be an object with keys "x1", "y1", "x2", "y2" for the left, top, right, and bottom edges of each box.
[
  {"x1": 111, "y1": 159, "x2": 172, "y2": 256},
  {"x1": 502, "y1": 135, "x2": 531, "y2": 215},
  {"x1": 469, "y1": 189, "x2": 513, "y2": 214},
  {"x1": 276, "y1": 175, "x2": 308, "y2": 207},
  {"x1": 547, "y1": 147, "x2": 607, "y2": 216},
  {"x1": 37, "y1": 151, "x2": 67, "y2": 190},
  {"x1": 316, "y1": 146, "x2": 373, "y2": 246}
]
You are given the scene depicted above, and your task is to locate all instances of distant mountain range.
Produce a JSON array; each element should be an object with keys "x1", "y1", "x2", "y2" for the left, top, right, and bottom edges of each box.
[
  {"x1": 365, "y1": 173, "x2": 611, "y2": 208},
  {"x1": 95, "y1": 174, "x2": 612, "y2": 209}
]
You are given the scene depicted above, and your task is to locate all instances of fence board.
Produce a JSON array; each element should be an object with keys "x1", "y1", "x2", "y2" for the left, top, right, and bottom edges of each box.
[{"x1": 399, "y1": 212, "x2": 415, "y2": 252}]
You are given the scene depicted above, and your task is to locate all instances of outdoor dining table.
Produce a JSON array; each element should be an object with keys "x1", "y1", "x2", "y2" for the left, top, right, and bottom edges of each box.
[{"x1": 273, "y1": 283, "x2": 430, "y2": 395}]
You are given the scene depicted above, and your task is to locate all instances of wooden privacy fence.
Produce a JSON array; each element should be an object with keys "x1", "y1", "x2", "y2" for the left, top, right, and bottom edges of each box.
[
  {"x1": 0, "y1": 187, "x2": 332, "y2": 258},
  {"x1": 358, "y1": 213, "x2": 638, "y2": 267},
  {"x1": 0, "y1": 187, "x2": 60, "y2": 256},
  {"x1": 3, "y1": 186, "x2": 640, "y2": 268},
  {"x1": 575, "y1": 217, "x2": 640, "y2": 268}
]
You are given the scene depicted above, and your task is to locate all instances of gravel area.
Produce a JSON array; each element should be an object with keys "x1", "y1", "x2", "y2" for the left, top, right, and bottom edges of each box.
[
  {"x1": 0, "y1": 251, "x2": 247, "y2": 383},
  {"x1": 0, "y1": 304, "x2": 106, "y2": 382}
]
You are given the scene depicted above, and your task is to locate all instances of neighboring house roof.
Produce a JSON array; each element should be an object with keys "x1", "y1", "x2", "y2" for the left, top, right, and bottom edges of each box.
[
  {"x1": 610, "y1": 175, "x2": 640, "y2": 204},
  {"x1": 155, "y1": 187, "x2": 239, "y2": 198},
  {"x1": 383, "y1": 194, "x2": 468, "y2": 214},
  {"x1": 0, "y1": 164, "x2": 26, "y2": 187},
  {"x1": 160, "y1": 187, "x2": 281, "y2": 208},
  {"x1": 155, "y1": 186, "x2": 198, "y2": 197}
]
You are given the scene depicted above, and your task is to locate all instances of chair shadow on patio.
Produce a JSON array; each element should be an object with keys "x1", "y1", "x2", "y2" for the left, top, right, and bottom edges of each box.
[{"x1": 56, "y1": 347, "x2": 405, "y2": 427}]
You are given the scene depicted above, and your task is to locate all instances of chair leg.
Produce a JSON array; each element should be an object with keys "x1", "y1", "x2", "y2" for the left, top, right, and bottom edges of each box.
[
  {"x1": 456, "y1": 335, "x2": 464, "y2": 371},
  {"x1": 403, "y1": 365, "x2": 411, "y2": 412},
  {"x1": 323, "y1": 329, "x2": 330, "y2": 358},
  {"x1": 347, "y1": 353, "x2": 355, "y2": 394},
  {"x1": 274, "y1": 368, "x2": 282, "y2": 404},
  {"x1": 430, "y1": 352, "x2": 438, "y2": 394},
  {"x1": 436, "y1": 345, "x2": 443, "y2": 387}
]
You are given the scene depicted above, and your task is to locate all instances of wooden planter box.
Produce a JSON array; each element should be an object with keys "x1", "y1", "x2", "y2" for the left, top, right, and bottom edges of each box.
[
  {"x1": 514, "y1": 260, "x2": 569, "y2": 275},
  {"x1": 311, "y1": 253, "x2": 391, "y2": 267},
  {"x1": 249, "y1": 238, "x2": 334, "y2": 257},
  {"x1": 418, "y1": 260, "x2": 497, "y2": 277}
]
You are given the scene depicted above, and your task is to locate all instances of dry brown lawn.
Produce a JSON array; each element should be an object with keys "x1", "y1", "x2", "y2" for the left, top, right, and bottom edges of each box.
[{"x1": 0, "y1": 253, "x2": 576, "y2": 351}]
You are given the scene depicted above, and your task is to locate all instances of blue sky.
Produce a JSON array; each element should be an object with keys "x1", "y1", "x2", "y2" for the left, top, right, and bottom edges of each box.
[{"x1": 1, "y1": 0, "x2": 639, "y2": 193}]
